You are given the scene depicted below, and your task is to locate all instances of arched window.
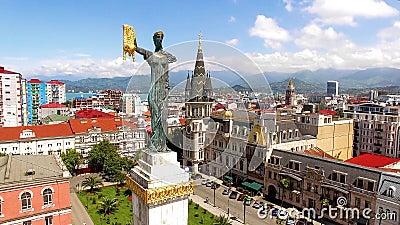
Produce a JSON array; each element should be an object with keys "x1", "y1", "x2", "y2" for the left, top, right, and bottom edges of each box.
[
  {"x1": 43, "y1": 188, "x2": 53, "y2": 205},
  {"x1": 21, "y1": 191, "x2": 32, "y2": 210},
  {"x1": 388, "y1": 186, "x2": 396, "y2": 197}
]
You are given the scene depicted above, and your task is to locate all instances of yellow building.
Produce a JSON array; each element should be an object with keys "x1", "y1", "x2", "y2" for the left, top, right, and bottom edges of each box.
[{"x1": 295, "y1": 113, "x2": 354, "y2": 160}]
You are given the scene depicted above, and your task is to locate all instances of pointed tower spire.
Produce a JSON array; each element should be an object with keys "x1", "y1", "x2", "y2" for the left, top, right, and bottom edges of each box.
[{"x1": 193, "y1": 33, "x2": 206, "y2": 77}]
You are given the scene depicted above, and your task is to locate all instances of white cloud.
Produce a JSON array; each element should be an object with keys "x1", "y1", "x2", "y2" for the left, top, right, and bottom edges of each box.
[
  {"x1": 249, "y1": 15, "x2": 291, "y2": 50},
  {"x1": 306, "y1": 0, "x2": 399, "y2": 26},
  {"x1": 295, "y1": 23, "x2": 349, "y2": 49},
  {"x1": 29, "y1": 57, "x2": 149, "y2": 78},
  {"x1": 378, "y1": 20, "x2": 400, "y2": 40},
  {"x1": 226, "y1": 38, "x2": 239, "y2": 46},
  {"x1": 229, "y1": 16, "x2": 236, "y2": 22},
  {"x1": 283, "y1": 0, "x2": 293, "y2": 12}
]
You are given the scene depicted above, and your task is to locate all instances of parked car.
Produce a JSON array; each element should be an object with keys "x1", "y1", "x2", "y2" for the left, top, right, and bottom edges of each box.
[
  {"x1": 237, "y1": 193, "x2": 245, "y2": 201},
  {"x1": 201, "y1": 179, "x2": 209, "y2": 185},
  {"x1": 191, "y1": 173, "x2": 202, "y2": 180},
  {"x1": 278, "y1": 209, "x2": 289, "y2": 220},
  {"x1": 206, "y1": 181, "x2": 213, "y2": 187},
  {"x1": 245, "y1": 198, "x2": 253, "y2": 206},
  {"x1": 271, "y1": 208, "x2": 279, "y2": 217},
  {"x1": 222, "y1": 188, "x2": 230, "y2": 195},
  {"x1": 252, "y1": 201, "x2": 261, "y2": 209},
  {"x1": 259, "y1": 207, "x2": 268, "y2": 215},
  {"x1": 229, "y1": 191, "x2": 238, "y2": 199},
  {"x1": 286, "y1": 217, "x2": 296, "y2": 225}
]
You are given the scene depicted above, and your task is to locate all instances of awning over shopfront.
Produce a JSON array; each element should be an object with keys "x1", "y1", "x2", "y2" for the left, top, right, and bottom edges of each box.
[
  {"x1": 224, "y1": 175, "x2": 233, "y2": 181},
  {"x1": 242, "y1": 181, "x2": 263, "y2": 191}
]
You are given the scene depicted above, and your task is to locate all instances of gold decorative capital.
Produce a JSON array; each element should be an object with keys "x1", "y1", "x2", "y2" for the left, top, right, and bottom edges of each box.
[{"x1": 126, "y1": 175, "x2": 194, "y2": 204}]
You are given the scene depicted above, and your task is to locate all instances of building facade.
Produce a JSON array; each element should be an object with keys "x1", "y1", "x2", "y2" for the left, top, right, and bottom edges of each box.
[
  {"x1": 46, "y1": 80, "x2": 66, "y2": 104},
  {"x1": 0, "y1": 123, "x2": 75, "y2": 156},
  {"x1": 295, "y1": 113, "x2": 354, "y2": 160},
  {"x1": 120, "y1": 93, "x2": 144, "y2": 116},
  {"x1": 27, "y1": 79, "x2": 47, "y2": 125},
  {"x1": 0, "y1": 155, "x2": 72, "y2": 225},
  {"x1": 327, "y1": 80, "x2": 339, "y2": 97},
  {"x1": 182, "y1": 36, "x2": 213, "y2": 173},
  {"x1": 0, "y1": 67, "x2": 23, "y2": 127},
  {"x1": 265, "y1": 149, "x2": 381, "y2": 225},
  {"x1": 344, "y1": 103, "x2": 400, "y2": 158},
  {"x1": 375, "y1": 173, "x2": 400, "y2": 225}
]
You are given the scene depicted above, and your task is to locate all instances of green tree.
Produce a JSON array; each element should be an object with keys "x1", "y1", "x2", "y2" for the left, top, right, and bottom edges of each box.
[
  {"x1": 88, "y1": 140, "x2": 118, "y2": 169},
  {"x1": 213, "y1": 215, "x2": 232, "y2": 225},
  {"x1": 321, "y1": 198, "x2": 330, "y2": 207},
  {"x1": 82, "y1": 176, "x2": 103, "y2": 193},
  {"x1": 0, "y1": 152, "x2": 6, "y2": 157},
  {"x1": 280, "y1": 178, "x2": 290, "y2": 207},
  {"x1": 98, "y1": 197, "x2": 119, "y2": 216},
  {"x1": 61, "y1": 149, "x2": 83, "y2": 175}
]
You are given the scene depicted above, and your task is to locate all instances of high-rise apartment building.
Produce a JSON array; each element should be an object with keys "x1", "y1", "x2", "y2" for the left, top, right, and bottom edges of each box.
[
  {"x1": 27, "y1": 79, "x2": 47, "y2": 124},
  {"x1": 344, "y1": 103, "x2": 400, "y2": 158},
  {"x1": 46, "y1": 80, "x2": 66, "y2": 104},
  {"x1": 327, "y1": 80, "x2": 339, "y2": 97},
  {"x1": 0, "y1": 66, "x2": 23, "y2": 127}
]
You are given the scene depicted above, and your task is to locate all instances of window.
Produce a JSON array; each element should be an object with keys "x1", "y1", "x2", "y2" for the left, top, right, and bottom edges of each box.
[
  {"x1": 388, "y1": 186, "x2": 396, "y2": 197},
  {"x1": 23, "y1": 221, "x2": 31, "y2": 225},
  {"x1": 21, "y1": 191, "x2": 32, "y2": 210},
  {"x1": 367, "y1": 181, "x2": 374, "y2": 192},
  {"x1": 43, "y1": 188, "x2": 53, "y2": 205},
  {"x1": 365, "y1": 201, "x2": 370, "y2": 209},
  {"x1": 45, "y1": 216, "x2": 53, "y2": 225},
  {"x1": 355, "y1": 198, "x2": 361, "y2": 208},
  {"x1": 0, "y1": 196, "x2": 3, "y2": 216}
]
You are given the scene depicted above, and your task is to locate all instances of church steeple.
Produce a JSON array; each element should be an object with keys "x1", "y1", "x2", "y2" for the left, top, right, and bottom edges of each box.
[
  {"x1": 285, "y1": 78, "x2": 296, "y2": 105},
  {"x1": 193, "y1": 33, "x2": 206, "y2": 77}
]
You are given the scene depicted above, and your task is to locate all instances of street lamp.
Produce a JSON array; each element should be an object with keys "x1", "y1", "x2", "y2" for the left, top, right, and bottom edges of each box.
[
  {"x1": 213, "y1": 182, "x2": 216, "y2": 207},
  {"x1": 243, "y1": 194, "x2": 249, "y2": 224},
  {"x1": 227, "y1": 185, "x2": 231, "y2": 216}
]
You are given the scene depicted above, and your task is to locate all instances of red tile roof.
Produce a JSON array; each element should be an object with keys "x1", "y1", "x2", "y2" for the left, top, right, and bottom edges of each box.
[
  {"x1": 319, "y1": 110, "x2": 337, "y2": 115},
  {"x1": 75, "y1": 109, "x2": 114, "y2": 118},
  {"x1": 0, "y1": 123, "x2": 74, "y2": 141},
  {"x1": 303, "y1": 147, "x2": 337, "y2": 159},
  {"x1": 40, "y1": 103, "x2": 67, "y2": 108},
  {"x1": 47, "y1": 80, "x2": 64, "y2": 85},
  {"x1": 0, "y1": 66, "x2": 19, "y2": 74},
  {"x1": 345, "y1": 153, "x2": 400, "y2": 168},
  {"x1": 28, "y1": 78, "x2": 42, "y2": 83},
  {"x1": 68, "y1": 118, "x2": 122, "y2": 133}
]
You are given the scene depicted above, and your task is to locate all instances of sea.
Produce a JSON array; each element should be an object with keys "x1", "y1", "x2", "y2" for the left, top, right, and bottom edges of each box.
[{"x1": 66, "y1": 93, "x2": 148, "y2": 101}]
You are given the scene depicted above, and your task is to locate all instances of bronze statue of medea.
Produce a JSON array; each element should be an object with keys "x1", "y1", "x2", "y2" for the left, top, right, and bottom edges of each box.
[{"x1": 134, "y1": 31, "x2": 177, "y2": 152}]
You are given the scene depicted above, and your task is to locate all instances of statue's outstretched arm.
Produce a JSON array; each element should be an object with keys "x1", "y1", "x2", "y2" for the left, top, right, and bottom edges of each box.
[{"x1": 136, "y1": 46, "x2": 153, "y2": 60}]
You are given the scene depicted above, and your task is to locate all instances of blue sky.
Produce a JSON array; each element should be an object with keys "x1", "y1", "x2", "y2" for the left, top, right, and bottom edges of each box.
[{"x1": 1, "y1": 0, "x2": 400, "y2": 78}]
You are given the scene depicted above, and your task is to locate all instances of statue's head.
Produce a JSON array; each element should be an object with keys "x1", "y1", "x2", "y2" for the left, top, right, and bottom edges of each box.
[{"x1": 153, "y1": 31, "x2": 164, "y2": 51}]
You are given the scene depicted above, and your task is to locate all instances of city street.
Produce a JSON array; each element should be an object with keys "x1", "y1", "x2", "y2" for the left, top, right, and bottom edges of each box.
[{"x1": 193, "y1": 179, "x2": 276, "y2": 225}]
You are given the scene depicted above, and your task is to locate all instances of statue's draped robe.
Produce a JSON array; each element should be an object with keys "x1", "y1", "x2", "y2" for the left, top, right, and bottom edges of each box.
[{"x1": 142, "y1": 49, "x2": 176, "y2": 152}]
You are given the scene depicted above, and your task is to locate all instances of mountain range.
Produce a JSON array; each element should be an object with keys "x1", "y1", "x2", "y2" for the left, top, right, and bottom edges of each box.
[{"x1": 28, "y1": 67, "x2": 400, "y2": 94}]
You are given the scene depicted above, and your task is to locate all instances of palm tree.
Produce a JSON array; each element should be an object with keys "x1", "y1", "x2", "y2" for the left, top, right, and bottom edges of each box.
[
  {"x1": 99, "y1": 197, "x2": 118, "y2": 216},
  {"x1": 82, "y1": 176, "x2": 103, "y2": 193},
  {"x1": 280, "y1": 178, "x2": 290, "y2": 207},
  {"x1": 213, "y1": 215, "x2": 232, "y2": 225}
]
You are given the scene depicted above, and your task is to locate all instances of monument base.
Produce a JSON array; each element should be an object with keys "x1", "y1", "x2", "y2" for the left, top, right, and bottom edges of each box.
[{"x1": 127, "y1": 150, "x2": 193, "y2": 225}]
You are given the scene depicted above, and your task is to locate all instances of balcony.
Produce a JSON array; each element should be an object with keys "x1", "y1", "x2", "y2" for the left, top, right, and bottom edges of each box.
[
  {"x1": 375, "y1": 128, "x2": 384, "y2": 132},
  {"x1": 374, "y1": 143, "x2": 382, "y2": 147},
  {"x1": 374, "y1": 136, "x2": 383, "y2": 139}
]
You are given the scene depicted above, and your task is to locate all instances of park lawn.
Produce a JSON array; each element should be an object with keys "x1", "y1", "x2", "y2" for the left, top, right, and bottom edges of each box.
[
  {"x1": 188, "y1": 200, "x2": 220, "y2": 225},
  {"x1": 77, "y1": 185, "x2": 133, "y2": 225},
  {"x1": 78, "y1": 186, "x2": 221, "y2": 225}
]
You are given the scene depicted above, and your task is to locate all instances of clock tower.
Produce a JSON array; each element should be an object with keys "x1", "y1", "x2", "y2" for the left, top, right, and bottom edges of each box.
[{"x1": 183, "y1": 34, "x2": 213, "y2": 173}]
